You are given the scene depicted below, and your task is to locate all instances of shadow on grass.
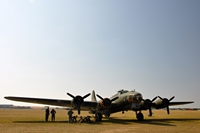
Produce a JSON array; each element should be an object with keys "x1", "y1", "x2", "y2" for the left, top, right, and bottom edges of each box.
[
  {"x1": 102, "y1": 117, "x2": 200, "y2": 126},
  {"x1": 13, "y1": 118, "x2": 200, "y2": 126},
  {"x1": 13, "y1": 120, "x2": 102, "y2": 125},
  {"x1": 13, "y1": 121, "x2": 68, "y2": 123}
]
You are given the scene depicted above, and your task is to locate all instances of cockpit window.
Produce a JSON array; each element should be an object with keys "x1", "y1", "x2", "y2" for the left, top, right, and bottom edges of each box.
[{"x1": 117, "y1": 90, "x2": 128, "y2": 95}]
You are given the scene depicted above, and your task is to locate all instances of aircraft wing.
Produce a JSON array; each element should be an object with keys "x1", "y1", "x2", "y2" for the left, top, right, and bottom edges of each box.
[
  {"x1": 4, "y1": 96, "x2": 98, "y2": 110},
  {"x1": 169, "y1": 101, "x2": 194, "y2": 106}
]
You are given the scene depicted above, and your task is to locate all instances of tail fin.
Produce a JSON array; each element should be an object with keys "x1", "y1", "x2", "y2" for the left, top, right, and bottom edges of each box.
[{"x1": 91, "y1": 90, "x2": 97, "y2": 102}]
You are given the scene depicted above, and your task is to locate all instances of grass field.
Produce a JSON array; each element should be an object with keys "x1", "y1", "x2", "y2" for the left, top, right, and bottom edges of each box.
[{"x1": 0, "y1": 109, "x2": 200, "y2": 133}]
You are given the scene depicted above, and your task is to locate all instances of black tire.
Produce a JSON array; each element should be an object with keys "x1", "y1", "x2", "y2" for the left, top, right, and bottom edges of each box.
[
  {"x1": 95, "y1": 112, "x2": 102, "y2": 122},
  {"x1": 137, "y1": 112, "x2": 144, "y2": 121}
]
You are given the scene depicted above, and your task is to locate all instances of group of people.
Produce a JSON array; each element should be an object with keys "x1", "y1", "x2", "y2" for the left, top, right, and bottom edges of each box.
[
  {"x1": 45, "y1": 107, "x2": 56, "y2": 121},
  {"x1": 45, "y1": 107, "x2": 96, "y2": 123},
  {"x1": 68, "y1": 109, "x2": 94, "y2": 123}
]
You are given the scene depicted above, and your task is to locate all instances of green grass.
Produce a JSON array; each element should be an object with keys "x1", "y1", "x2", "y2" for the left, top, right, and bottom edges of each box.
[{"x1": 0, "y1": 109, "x2": 200, "y2": 133}]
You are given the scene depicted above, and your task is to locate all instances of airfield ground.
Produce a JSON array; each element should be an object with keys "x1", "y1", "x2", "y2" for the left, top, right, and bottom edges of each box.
[{"x1": 0, "y1": 109, "x2": 200, "y2": 133}]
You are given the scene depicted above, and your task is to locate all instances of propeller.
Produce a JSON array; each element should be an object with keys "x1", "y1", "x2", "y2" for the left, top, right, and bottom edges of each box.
[
  {"x1": 157, "y1": 96, "x2": 175, "y2": 114},
  {"x1": 67, "y1": 92, "x2": 91, "y2": 114},
  {"x1": 96, "y1": 94, "x2": 118, "y2": 117},
  {"x1": 142, "y1": 96, "x2": 157, "y2": 116}
]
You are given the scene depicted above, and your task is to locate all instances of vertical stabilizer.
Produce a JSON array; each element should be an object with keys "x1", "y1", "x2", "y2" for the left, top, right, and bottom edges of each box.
[{"x1": 91, "y1": 90, "x2": 97, "y2": 102}]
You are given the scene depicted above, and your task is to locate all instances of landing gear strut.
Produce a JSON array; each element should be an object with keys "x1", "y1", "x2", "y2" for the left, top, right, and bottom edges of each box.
[{"x1": 136, "y1": 111, "x2": 144, "y2": 121}]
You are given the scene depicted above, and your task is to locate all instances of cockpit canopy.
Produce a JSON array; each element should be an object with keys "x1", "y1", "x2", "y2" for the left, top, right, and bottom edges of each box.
[{"x1": 117, "y1": 89, "x2": 129, "y2": 95}]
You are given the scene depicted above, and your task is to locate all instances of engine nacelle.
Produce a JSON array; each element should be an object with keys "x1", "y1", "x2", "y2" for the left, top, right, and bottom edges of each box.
[
  {"x1": 99, "y1": 98, "x2": 112, "y2": 109},
  {"x1": 140, "y1": 99, "x2": 152, "y2": 110},
  {"x1": 153, "y1": 96, "x2": 175, "y2": 114},
  {"x1": 153, "y1": 99, "x2": 166, "y2": 109},
  {"x1": 67, "y1": 92, "x2": 91, "y2": 114},
  {"x1": 71, "y1": 95, "x2": 84, "y2": 106}
]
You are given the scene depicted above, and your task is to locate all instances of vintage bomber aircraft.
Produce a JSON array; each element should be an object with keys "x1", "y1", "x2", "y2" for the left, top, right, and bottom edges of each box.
[{"x1": 4, "y1": 89, "x2": 194, "y2": 121}]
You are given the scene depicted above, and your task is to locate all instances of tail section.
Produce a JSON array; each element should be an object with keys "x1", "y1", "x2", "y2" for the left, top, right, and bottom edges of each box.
[{"x1": 91, "y1": 90, "x2": 97, "y2": 102}]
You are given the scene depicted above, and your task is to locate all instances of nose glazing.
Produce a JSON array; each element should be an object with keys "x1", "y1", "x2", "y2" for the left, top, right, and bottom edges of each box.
[
  {"x1": 134, "y1": 93, "x2": 142, "y2": 103},
  {"x1": 127, "y1": 93, "x2": 142, "y2": 103}
]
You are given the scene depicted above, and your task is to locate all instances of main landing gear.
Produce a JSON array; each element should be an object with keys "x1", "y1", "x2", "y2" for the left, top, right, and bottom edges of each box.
[
  {"x1": 136, "y1": 111, "x2": 144, "y2": 121},
  {"x1": 95, "y1": 112, "x2": 102, "y2": 122}
]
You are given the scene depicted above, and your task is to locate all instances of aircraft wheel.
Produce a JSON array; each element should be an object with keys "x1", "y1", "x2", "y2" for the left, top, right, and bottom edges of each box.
[
  {"x1": 95, "y1": 112, "x2": 102, "y2": 122},
  {"x1": 136, "y1": 112, "x2": 144, "y2": 121}
]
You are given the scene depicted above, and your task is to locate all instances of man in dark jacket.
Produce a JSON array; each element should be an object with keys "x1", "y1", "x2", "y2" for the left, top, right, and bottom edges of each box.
[
  {"x1": 68, "y1": 109, "x2": 73, "y2": 123},
  {"x1": 45, "y1": 107, "x2": 50, "y2": 121},
  {"x1": 51, "y1": 108, "x2": 56, "y2": 121}
]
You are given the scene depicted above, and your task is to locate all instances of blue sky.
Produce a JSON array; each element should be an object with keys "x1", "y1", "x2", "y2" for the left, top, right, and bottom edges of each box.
[{"x1": 0, "y1": 0, "x2": 200, "y2": 108}]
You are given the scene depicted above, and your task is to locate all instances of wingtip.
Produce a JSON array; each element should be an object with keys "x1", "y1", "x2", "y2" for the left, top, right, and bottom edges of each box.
[
  {"x1": 4, "y1": 96, "x2": 15, "y2": 100},
  {"x1": 4, "y1": 96, "x2": 10, "y2": 100}
]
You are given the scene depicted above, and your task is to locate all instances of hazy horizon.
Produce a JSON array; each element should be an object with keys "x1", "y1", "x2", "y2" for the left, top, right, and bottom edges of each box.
[{"x1": 1, "y1": 1, "x2": 199, "y2": 108}]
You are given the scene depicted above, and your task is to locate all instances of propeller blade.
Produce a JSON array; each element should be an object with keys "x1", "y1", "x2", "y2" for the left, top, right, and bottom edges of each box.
[
  {"x1": 169, "y1": 96, "x2": 175, "y2": 101},
  {"x1": 152, "y1": 96, "x2": 157, "y2": 102},
  {"x1": 96, "y1": 94, "x2": 115, "y2": 117},
  {"x1": 105, "y1": 108, "x2": 110, "y2": 117},
  {"x1": 149, "y1": 108, "x2": 153, "y2": 116},
  {"x1": 77, "y1": 105, "x2": 81, "y2": 115},
  {"x1": 156, "y1": 96, "x2": 174, "y2": 114},
  {"x1": 111, "y1": 97, "x2": 119, "y2": 102},
  {"x1": 96, "y1": 94, "x2": 104, "y2": 100},
  {"x1": 157, "y1": 96, "x2": 163, "y2": 100},
  {"x1": 67, "y1": 92, "x2": 90, "y2": 115},
  {"x1": 83, "y1": 93, "x2": 91, "y2": 99},
  {"x1": 67, "y1": 93, "x2": 75, "y2": 99},
  {"x1": 142, "y1": 99, "x2": 145, "y2": 102},
  {"x1": 166, "y1": 106, "x2": 170, "y2": 114}
]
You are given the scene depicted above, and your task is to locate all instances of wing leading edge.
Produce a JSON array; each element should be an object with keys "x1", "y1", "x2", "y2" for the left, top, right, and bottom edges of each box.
[
  {"x1": 4, "y1": 96, "x2": 98, "y2": 110},
  {"x1": 169, "y1": 101, "x2": 194, "y2": 106}
]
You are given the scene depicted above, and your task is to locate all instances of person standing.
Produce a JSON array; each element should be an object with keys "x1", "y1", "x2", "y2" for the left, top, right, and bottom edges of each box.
[
  {"x1": 45, "y1": 107, "x2": 50, "y2": 121},
  {"x1": 67, "y1": 109, "x2": 73, "y2": 123},
  {"x1": 51, "y1": 108, "x2": 56, "y2": 121}
]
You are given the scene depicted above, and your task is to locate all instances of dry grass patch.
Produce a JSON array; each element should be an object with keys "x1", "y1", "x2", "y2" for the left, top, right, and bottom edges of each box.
[{"x1": 0, "y1": 109, "x2": 200, "y2": 133}]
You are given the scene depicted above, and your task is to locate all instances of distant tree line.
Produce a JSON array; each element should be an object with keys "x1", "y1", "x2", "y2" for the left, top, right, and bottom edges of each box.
[{"x1": 0, "y1": 104, "x2": 31, "y2": 109}]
